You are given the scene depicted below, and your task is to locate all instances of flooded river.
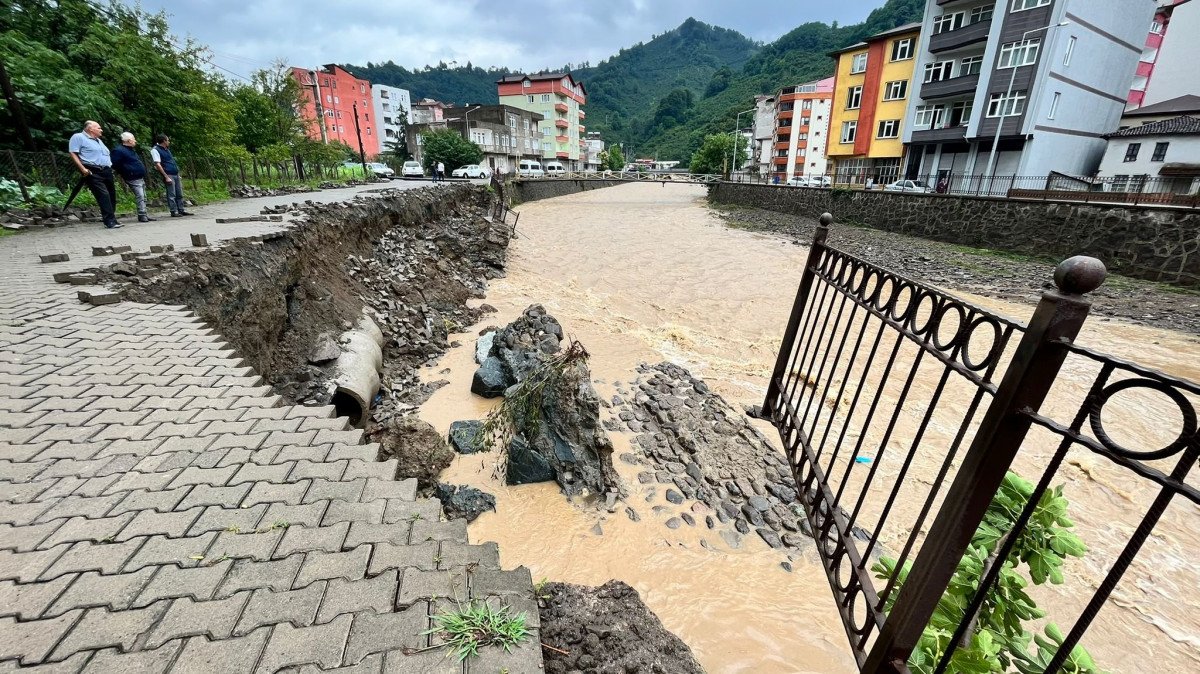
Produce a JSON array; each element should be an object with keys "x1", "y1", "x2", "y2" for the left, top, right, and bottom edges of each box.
[{"x1": 417, "y1": 183, "x2": 1200, "y2": 672}]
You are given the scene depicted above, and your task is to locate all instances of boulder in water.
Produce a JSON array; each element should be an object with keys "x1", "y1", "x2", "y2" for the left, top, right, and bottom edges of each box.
[
  {"x1": 506, "y1": 435, "x2": 556, "y2": 485},
  {"x1": 448, "y1": 420, "x2": 486, "y2": 454},
  {"x1": 471, "y1": 356, "x2": 510, "y2": 398},
  {"x1": 436, "y1": 483, "x2": 496, "y2": 522}
]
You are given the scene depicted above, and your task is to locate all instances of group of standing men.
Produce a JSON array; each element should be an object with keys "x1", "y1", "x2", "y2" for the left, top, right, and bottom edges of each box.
[{"x1": 67, "y1": 121, "x2": 193, "y2": 229}]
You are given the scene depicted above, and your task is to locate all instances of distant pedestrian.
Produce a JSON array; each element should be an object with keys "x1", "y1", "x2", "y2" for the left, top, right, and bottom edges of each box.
[
  {"x1": 151, "y1": 134, "x2": 193, "y2": 217},
  {"x1": 67, "y1": 121, "x2": 120, "y2": 229},
  {"x1": 111, "y1": 132, "x2": 155, "y2": 223},
  {"x1": 436, "y1": 161, "x2": 445, "y2": 182}
]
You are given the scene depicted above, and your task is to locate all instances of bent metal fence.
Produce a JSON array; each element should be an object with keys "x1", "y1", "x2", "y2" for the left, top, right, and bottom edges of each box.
[{"x1": 763, "y1": 213, "x2": 1200, "y2": 672}]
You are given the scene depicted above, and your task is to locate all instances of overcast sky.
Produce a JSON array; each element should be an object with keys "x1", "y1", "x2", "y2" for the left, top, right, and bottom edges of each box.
[{"x1": 131, "y1": 0, "x2": 885, "y2": 80}]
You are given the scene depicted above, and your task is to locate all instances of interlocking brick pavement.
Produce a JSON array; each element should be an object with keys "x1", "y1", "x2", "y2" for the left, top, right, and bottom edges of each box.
[{"x1": 0, "y1": 185, "x2": 541, "y2": 672}]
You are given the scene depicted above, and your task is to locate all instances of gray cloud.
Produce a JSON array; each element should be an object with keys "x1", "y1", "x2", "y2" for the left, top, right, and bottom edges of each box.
[{"x1": 134, "y1": 0, "x2": 885, "y2": 79}]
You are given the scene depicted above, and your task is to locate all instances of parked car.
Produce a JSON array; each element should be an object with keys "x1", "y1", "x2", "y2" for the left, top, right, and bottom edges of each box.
[
  {"x1": 543, "y1": 161, "x2": 566, "y2": 177},
  {"x1": 401, "y1": 161, "x2": 424, "y2": 178},
  {"x1": 518, "y1": 160, "x2": 544, "y2": 177},
  {"x1": 786, "y1": 175, "x2": 831, "y2": 188},
  {"x1": 884, "y1": 179, "x2": 933, "y2": 193},
  {"x1": 366, "y1": 162, "x2": 394, "y2": 179},
  {"x1": 451, "y1": 164, "x2": 490, "y2": 179}
]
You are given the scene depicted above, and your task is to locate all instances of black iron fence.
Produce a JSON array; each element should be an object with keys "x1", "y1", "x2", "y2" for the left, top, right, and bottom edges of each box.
[
  {"x1": 727, "y1": 171, "x2": 1200, "y2": 208},
  {"x1": 0, "y1": 149, "x2": 359, "y2": 202},
  {"x1": 764, "y1": 214, "x2": 1199, "y2": 672}
]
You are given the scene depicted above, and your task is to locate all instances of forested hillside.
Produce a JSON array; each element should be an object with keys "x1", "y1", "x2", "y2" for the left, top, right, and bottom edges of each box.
[{"x1": 345, "y1": 0, "x2": 923, "y2": 163}]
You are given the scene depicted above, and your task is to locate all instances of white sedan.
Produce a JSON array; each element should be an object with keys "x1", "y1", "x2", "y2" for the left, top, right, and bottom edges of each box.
[
  {"x1": 786, "y1": 176, "x2": 831, "y2": 188},
  {"x1": 451, "y1": 164, "x2": 490, "y2": 179},
  {"x1": 884, "y1": 179, "x2": 933, "y2": 193}
]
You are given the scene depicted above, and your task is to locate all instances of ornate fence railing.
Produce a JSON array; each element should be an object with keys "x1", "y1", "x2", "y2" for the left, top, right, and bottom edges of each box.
[
  {"x1": 516, "y1": 171, "x2": 723, "y2": 184},
  {"x1": 763, "y1": 213, "x2": 1199, "y2": 672}
]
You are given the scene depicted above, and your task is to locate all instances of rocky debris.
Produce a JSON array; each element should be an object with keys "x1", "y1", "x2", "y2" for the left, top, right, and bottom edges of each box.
[
  {"x1": 613, "y1": 361, "x2": 839, "y2": 554},
  {"x1": 39, "y1": 252, "x2": 69, "y2": 263},
  {"x1": 716, "y1": 205, "x2": 1200, "y2": 337},
  {"x1": 370, "y1": 414, "x2": 454, "y2": 491},
  {"x1": 470, "y1": 357, "x2": 508, "y2": 397},
  {"x1": 435, "y1": 483, "x2": 496, "y2": 522},
  {"x1": 474, "y1": 330, "x2": 495, "y2": 364},
  {"x1": 308, "y1": 334, "x2": 341, "y2": 364},
  {"x1": 229, "y1": 184, "x2": 318, "y2": 199},
  {"x1": 506, "y1": 434, "x2": 555, "y2": 485},
  {"x1": 77, "y1": 289, "x2": 121, "y2": 306},
  {"x1": 490, "y1": 304, "x2": 564, "y2": 384},
  {"x1": 447, "y1": 420, "x2": 485, "y2": 454},
  {"x1": 539, "y1": 580, "x2": 704, "y2": 674},
  {"x1": 2, "y1": 204, "x2": 91, "y2": 228}
]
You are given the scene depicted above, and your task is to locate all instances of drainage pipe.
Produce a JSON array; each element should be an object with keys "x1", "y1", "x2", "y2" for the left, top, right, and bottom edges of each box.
[{"x1": 330, "y1": 315, "x2": 384, "y2": 426}]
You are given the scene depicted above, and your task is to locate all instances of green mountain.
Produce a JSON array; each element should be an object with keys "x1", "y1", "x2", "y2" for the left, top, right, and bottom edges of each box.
[{"x1": 345, "y1": 0, "x2": 924, "y2": 163}]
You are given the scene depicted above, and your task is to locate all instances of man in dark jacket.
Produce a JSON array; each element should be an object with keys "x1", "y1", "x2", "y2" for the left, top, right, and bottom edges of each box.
[
  {"x1": 111, "y1": 132, "x2": 155, "y2": 222},
  {"x1": 151, "y1": 134, "x2": 193, "y2": 216}
]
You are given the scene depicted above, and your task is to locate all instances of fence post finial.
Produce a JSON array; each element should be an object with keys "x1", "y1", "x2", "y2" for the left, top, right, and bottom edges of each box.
[{"x1": 1053, "y1": 255, "x2": 1106, "y2": 296}]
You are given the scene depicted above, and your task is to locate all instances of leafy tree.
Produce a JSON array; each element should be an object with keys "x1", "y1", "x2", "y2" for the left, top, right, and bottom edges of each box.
[
  {"x1": 601, "y1": 145, "x2": 625, "y2": 171},
  {"x1": 233, "y1": 61, "x2": 307, "y2": 153},
  {"x1": 689, "y1": 132, "x2": 746, "y2": 175},
  {"x1": 420, "y1": 128, "x2": 482, "y2": 172},
  {"x1": 651, "y1": 88, "x2": 694, "y2": 131},
  {"x1": 874, "y1": 472, "x2": 1099, "y2": 674},
  {"x1": 704, "y1": 66, "x2": 732, "y2": 98}
]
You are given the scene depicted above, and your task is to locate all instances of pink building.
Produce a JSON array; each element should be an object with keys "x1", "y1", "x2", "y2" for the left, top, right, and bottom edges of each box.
[{"x1": 1128, "y1": 0, "x2": 1192, "y2": 109}]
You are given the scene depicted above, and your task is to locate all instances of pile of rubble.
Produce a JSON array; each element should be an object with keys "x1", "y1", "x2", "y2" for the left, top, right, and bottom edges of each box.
[
  {"x1": 613, "y1": 362, "x2": 832, "y2": 555},
  {"x1": 228, "y1": 184, "x2": 318, "y2": 199},
  {"x1": 2, "y1": 204, "x2": 93, "y2": 229}
]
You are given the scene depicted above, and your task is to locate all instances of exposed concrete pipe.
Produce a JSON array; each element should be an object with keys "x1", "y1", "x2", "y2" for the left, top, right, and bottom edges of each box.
[{"x1": 330, "y1": 315, "x2": 384, "y2": 426}]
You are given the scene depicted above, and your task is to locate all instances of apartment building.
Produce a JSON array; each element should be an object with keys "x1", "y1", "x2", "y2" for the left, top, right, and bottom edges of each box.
[
  {"x1": 771, "y1": 78, "x2": 834, "y2": 181},
  {"x1": 411, "y1": 99, "x2": 447, "y2": 124},
  {"x1": 290, "y1": 65, "x2": 379, "y2": 156},
  {"x1": 442, "y1": 105, "x2": 545, "y2": 174},
  {"x1": 1138, "y1": 0, "x2": 1199, "y2": 107},
  {"x1": 751, "y1": 94, "x2": 778, "y2": 176},
  {"x1": 827, "y1": 23, "x2": 922, "y2": 185},
  {"x1": 496, "y1": 73, "x2": 587, "y2": 169},
  {"x1": 584, "y1": 132, "x2": 604, "y2": 171},
  {"x1": 902, "y1": 0, "x2": 1154, "y2": 185},
  {"x1": 371, "y1": 84, "x2": 411, "y2": 151}
]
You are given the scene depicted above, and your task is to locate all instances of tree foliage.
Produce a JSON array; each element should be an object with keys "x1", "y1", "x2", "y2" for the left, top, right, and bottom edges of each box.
[
  {"x1": 601, "y1": 145, "x2": 625, "y2": 172},
  {"x1": 419, "y1": 128, "x2": 482, "y2": 172},
  {"x1": 688, "y1": 132, "x2": 746, "y2": 175},
  {"x1": 874, "y1": 472, "x2": 1100, "y2": 674}
]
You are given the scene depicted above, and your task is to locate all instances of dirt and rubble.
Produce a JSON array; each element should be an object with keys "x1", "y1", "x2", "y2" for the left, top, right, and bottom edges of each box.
[
  {"x1": 538, "y1": 580, "x2": 706, "y2": 674},
  {"x1": 715, "y1": 205, "x2": 1200, "y2": 337}
]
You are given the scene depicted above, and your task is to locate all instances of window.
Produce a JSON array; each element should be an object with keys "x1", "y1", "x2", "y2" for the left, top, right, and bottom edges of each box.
[
  {"x1": 522, "y1": 79, "x2": 531, "y2": 88},
  {"x1": 1152, "y1": 142, "x2": 1169, "y2": 161},
  {"x1": 325, "y1": 95, "x2": 332, "y2": 103},
  {"x1": 1130, "y1": 75, "x2": 1149, "y2": 91},
  {"x1": 1064, "y1": 36, "x2": 1077, "y2": 66},
  {"x1": 322, "y1": 78, "x2": 329, "y2": 87},
  {"x1": 914, "y1": 105, "x2": 945, "y2": 129},
  {"x1": 949, "y1": 100, "x2": 972, "y2": 126},
  {"x1": 999, "y1": 39, "x2": 1040, "y2": 68},
  {"x1": 1150, "y1": 20, "x2": 1163, "y2": 34},
  {"x1": 338, "y1": 126, "x2": 344, "y2": 133},
  {"x1": 933, "y1": 12, "x2": 964, "y2": 34},
  {"x1": 509, "y1": 114, "x2": 517, "y2": 128},
  {"x1": 883, "y1": 80, "x2": 908, "y2": 100},
  {"x1": 333, "y1": 95, "x2": 340, "y2": 104},
  {"x1": 1048, "y1": 92, "x2": 1060, "y2": 119},
  {"x1": 850, "y1": 53, "x2": 868, "y2": 74},
  {"x1": 776, "y1": 150, "x2": 789, "y2": 158},
  {"x1": 986, "y1": 91, "x2": 1027, "y2": 117},
  {"x1": 970, "y1": 6, "x2": 994, "y2": 23},
  {"x1": 924, "y1": 61, "x2": 954, "y2": 83},
  {"x1": 360, "y1": 84, "x2": 365, "y2": 93},
  {"x1": 1124, "y1": 143, "x2": 1141, "y2": 162},
  {"x1": 541, "y1": 94, "x2": 551, "y2": 102},
  {"x1": 802, "y1": 100, "x2": 813, "y2": 110},
  {"x1": 1140, "y1": 47, "x2": 1158, "y2": 63},
  {"x1": 524, "y1": 118, "x2": 530, "y2": 131},
  {"x1": 528, "y1": 95, "x2": 535, "y2": 103},
  {"x1": 846, "y1": 86, "x2": 863, "y2": 109},
  {"x1": 877, "y1": 119, "x2": 900, "y2": 138},
  {"x1": 1012, "y1": 0, "x2": 1051, "y2": 10},
  {"x1": 840, "y1": 121, "x2": 857, "y2": 143},
  {"x1": 778, "y1": 117, "x2": 792, "y2": 127},
  {"x1": 891, "y1": 38, "x2": 913, "y2": 61},
  {"x1": 960, "y1": 56, "x2": 983, "y2": 76}
]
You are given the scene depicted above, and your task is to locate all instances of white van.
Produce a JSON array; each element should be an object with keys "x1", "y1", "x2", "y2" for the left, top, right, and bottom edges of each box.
[
  {"x1": 518, "y1": 160, "x2": 544, "y2": 177},
  {"x1": 543, "y1": 161, "x2": 565, "y2": 176}
]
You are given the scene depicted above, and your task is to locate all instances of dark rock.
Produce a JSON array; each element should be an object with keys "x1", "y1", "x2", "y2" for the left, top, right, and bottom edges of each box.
[
  {"x1": 470, "y1": 356, "x2": 509, "y2": 398},
  {"x1": 705, "y1": 515, "x2": 715, "y2": 529},
  {"x1": 447, "y1": 420, "x2": 485, "y2": 454},
  {"x1": 766, "y1": 483, "x2": 798, "y2": 503},
  {"x1": 371, "y1": 415, "x2": 453, "y2": 490},
  {"x1": 757, "y1": 528, "x2": 784, "y2": 549},
  {"x1": 734, "y1": 518, "x2": 750, "y2": 534},
  {"x1": 783, "y1": 533, "x2": 808, "y2": 548},
  {"x1": 748, "y1": 495, "x2": 772, "y2": 512},
  {"x1": 741, "y1": 504, "x2": 765, "y2": 527},
  {"x1": 637, "y1": 471, "x2": 654, "y2": 484},
  {"x1": 505, "y1": 435, "x2": 555, "y2": 485},
  {"x1": 781, "y1": 561, "x2": 793, "y2": 572},
  {"x1": 665, "y1": 517, "x2": 682, "y2": 530},
  {"x1": 625, "y1": 507, "x2": 640, "y2": 522},
  {"x1": 435, "y1": 483, "x2": 495, "y2": 522},
  {"x1": 664, "y1": 489, "x2": 684, "y2": 505},
  {"x1": 680, "y1": 513, "x2": 695, "y2": 527}
]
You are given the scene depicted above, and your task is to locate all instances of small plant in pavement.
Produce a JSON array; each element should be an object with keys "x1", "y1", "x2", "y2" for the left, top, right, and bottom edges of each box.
[{"x1": 424, "y1": 601, "x2": 530, "y2": 661}]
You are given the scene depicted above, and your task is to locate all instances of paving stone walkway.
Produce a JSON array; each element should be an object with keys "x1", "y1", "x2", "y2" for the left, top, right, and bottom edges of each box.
[{"x1": 0, "y1": 185, "x2": 541, "y2": 673}]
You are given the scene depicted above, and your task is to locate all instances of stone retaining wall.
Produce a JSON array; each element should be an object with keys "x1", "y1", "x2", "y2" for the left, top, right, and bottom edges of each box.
[
  {"x1": 510, "y1": 179, "x2": 626, "y2": 204},
  {"x1": 709, "y1": 182, "x2": 1200, "y2": 287}
]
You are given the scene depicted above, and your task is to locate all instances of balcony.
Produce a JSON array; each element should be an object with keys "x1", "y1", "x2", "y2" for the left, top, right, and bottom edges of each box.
[
  {"x1": 554, "y1": 103, "x2": 569, "y2": 113},
  {"x1": 578, "y1": 110, "x2": 585, "y2": 119},
  {"x1": 555, "y1": 119, "x2": 569, "y2": 129},
  {"x1": 910, "y1": 124, "x2": 968, "y2": 144},
  {"x1": 929, "y1": 20, "x2": 991, "y2": 53},
  {"x1": 556, "y1": 151, "x2": 570, "y2": 159},
  {"x1": 555, "y1": 135, "x2": 569, "y2": 143},
  {"x1": 920, "y1": 72, "x2": 979, "y2": 100}
]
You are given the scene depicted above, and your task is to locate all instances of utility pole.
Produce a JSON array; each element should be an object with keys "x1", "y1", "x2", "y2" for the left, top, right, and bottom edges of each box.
[
  {"x1": 0, "y1": 58, "x2": 36, "y2": 151},
  {"x1": 352, "y1": 102, "x2": 367, "y2": 173}
]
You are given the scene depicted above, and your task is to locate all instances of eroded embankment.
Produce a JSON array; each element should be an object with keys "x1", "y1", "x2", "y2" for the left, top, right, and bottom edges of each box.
[{"x1": 90, "y1": 185, "x2": 508, "y2": 412}]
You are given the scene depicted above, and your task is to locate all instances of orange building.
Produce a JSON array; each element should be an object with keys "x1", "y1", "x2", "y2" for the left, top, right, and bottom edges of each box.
[
  {"x1": 772, "y1": 77, "x2": 835, "y2": 181},
  {"x1": 291, "y1": 64, "x2": 380, "y2": 157}
]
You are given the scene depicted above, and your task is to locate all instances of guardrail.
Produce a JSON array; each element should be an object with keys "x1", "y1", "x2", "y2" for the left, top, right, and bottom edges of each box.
[{"x1": 515, "y1": 171, "x2": 723, "y2": 184}]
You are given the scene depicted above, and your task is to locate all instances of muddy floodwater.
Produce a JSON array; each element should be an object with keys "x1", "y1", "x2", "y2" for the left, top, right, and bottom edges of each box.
[{"x1": 417, "y1": 183, "x2": 1200, "y2": 672}]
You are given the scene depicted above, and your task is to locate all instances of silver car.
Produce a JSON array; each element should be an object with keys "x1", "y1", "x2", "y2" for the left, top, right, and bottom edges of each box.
[{"x1": 884, "y1": 179, "x2": 933, "y2": 193}]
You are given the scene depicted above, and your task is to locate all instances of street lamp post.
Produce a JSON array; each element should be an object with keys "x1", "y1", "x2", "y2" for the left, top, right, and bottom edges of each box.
[
  {"x1": 730, "y1": 107, "x2": 755, "y2": 179},
  {"x1": 984, "y1": 22, "x2": 1069, "y2": 182}
]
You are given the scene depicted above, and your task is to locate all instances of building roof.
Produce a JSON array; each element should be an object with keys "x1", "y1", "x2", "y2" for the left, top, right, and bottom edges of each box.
[
  {"x1": 1125, "y1": 94, "x2": 1200, "y2": 117},
  {"x1": 496, "y1": 72, "x2": 587, "y2": 95},
  {"x1": 1106, "y1": 115, "x2": 1200, "y2": 138},
  {"x1": 829, "y1": 22, "x2": 922, "y2": 56}
]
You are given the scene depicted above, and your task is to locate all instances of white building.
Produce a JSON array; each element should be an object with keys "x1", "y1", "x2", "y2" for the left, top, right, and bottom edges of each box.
[
  {"x1": 903, "y1": 0, "x2": 1155, "y2": 184},
  {"x1": 1097, "y1": 115, "x2": 1200, "y2": 195},
  {"x1": 371, "y1": 84, "x2": 412, "y2": 151},
  {"x1": 584, "y1": 132, "x2": 604, "y2": 170},
  {"x1": 752, "y1": 94, "x2": 777, "y2": 176},
  {"x1": 1141, "y1": 0, "x2": 1200, "y2": 107}
]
